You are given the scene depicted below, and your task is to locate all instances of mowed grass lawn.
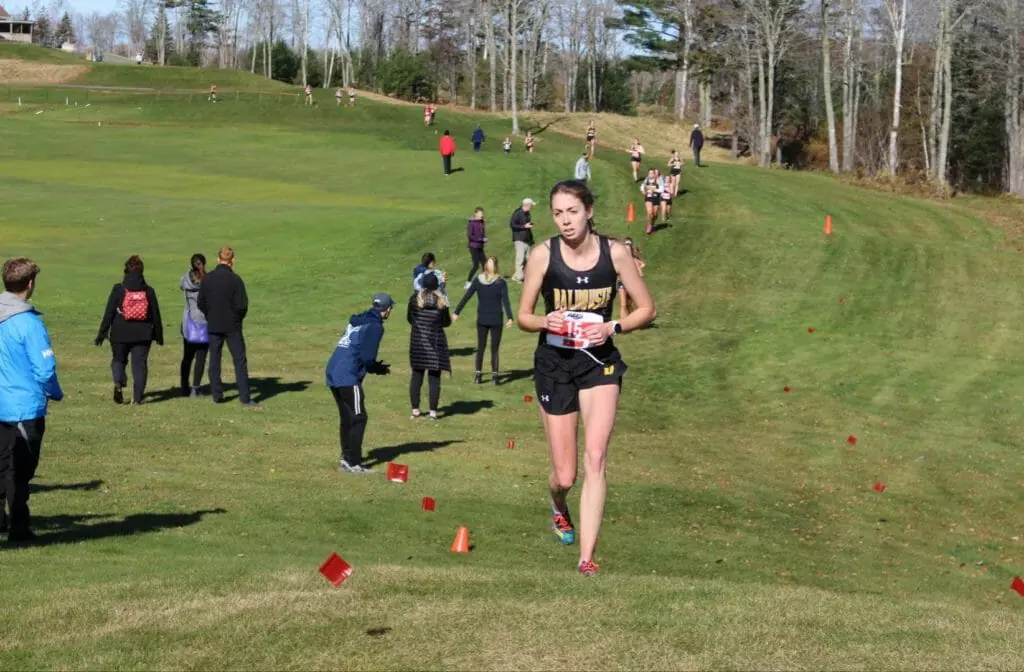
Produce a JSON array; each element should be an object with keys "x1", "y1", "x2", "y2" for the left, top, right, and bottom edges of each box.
[{"x1": 0, "y1": 89, "x2": 1023, "y2": 670}]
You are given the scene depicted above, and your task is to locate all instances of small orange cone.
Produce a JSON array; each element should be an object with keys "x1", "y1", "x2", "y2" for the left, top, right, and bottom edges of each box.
[
  {"x1": 824, "y1": 215, "x2": 833, "y2": 235},
  {"x1": 627, "y1": 202, "x2": 635, "y2": 223},
  {"x1": 450, "y1": 526, "x2": 470, "y2": 553}
]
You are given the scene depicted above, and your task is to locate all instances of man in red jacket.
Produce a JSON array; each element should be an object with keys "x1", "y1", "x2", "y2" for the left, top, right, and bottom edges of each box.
[{"x1": 439, "y1": 130, "x2": 456, "y2": 176}]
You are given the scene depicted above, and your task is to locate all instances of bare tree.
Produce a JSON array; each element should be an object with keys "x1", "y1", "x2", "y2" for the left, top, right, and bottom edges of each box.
[
  {"x1": 927, "y1": 0, "x2": 973, "y2": 193},
  {"x1": 839, "y1": 0, "x2": 862, "y2": 171},
  {"x1": 821, "y1": 0, "x2": 839, "y2": 172},
  {"x1": 120, "y1": 0, "x2": 150, "y2": 58},
  {"x1": 1003, "y1": 0, "x2": 1024, "y2": 196},
  {"x1": 483, "y1": 0, "x2": 498, "y2": 109},
  {"x1": 882, "y1": 0, "x2": 908, "y2": 177},
  {"x1": 555, "y1": 0, "x2": 583, "y2": 111}
]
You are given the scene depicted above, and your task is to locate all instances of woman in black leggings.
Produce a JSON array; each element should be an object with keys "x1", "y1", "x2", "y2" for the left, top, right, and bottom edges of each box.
[
  {"x1": 453, "y1": 255, "x2": 514, "y2": 385},
  {"x1": 407, "y1": 272, "x2": 452, "y2": 419}
]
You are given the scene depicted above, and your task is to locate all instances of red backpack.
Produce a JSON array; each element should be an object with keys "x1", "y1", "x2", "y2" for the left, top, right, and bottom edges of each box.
[{"x1": 120, "y1": 289, "x2": 149, "y2": 321}]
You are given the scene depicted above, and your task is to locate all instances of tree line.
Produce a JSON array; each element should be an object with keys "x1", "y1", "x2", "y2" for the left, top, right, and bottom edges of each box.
[{"x1": 14, "y1": 0, "x2": 1024, "y2": 196}]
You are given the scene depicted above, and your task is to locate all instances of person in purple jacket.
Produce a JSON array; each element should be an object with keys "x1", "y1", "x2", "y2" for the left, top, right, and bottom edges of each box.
[{"x1": 465, "y1": 207, "x2": 487, "y2": 289}]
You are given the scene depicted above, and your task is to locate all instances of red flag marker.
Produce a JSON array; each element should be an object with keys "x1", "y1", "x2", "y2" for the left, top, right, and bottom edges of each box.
[
  {"x1": 507, "y1": 439, "x2": 515, "y2": 450},
  {"x1": 847, "y1": 435, "x2": 857, "y2": 445},
  {"x1": 319, "y1": 552, "x2": 353, "y2": 586},
  {"x1": 873, "y1": 482, "x2": 885, "y2": 493},
  {"x1": 421, "y1": 497, "x2": 435, "y2": 512},
  {"x1": 524, "y1": 395, "x2": 533, "y2": 403},
  {"x1": 808, "y1": 327, "x2": 816, "y2": 334},
  {"x1": 386, "y1": 463, "x2": 409, "y2": 483},
  {"x1": 783, "y1": 386, "x2": 791, "y2": 393},
  {"x1": 1012, "y1": 576, "x2": 1024, "y2": 597}
]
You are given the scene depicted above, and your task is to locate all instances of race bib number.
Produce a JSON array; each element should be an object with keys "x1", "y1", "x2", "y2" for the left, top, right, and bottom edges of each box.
[{"x1": 546, "y1": 311, "x2": 603, "y2": 350}]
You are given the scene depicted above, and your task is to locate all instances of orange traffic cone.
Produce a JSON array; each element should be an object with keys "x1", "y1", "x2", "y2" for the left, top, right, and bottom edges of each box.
[
  {"x1": 824, "y1": 214, "x2": 833, "y2": 235},
  {"x1": 450, "y1": 526, "x2": 470, "y2": 553},
  {"x1": 627, "y1": 202, "x2": 635, "y2": 223}
]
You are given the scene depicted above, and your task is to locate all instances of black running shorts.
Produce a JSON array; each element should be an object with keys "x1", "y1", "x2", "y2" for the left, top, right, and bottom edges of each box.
[{"x1": 533, "y1": 343, "x2": 627, "y2": 416}]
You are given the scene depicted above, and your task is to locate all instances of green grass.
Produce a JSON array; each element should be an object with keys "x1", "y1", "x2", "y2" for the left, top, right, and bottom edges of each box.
[
  {"x1": 0, "y1": 42, "x2": 84, "y2": 63},
  {"x1": 1, "y1": 85, "x2": 1023, "y2": 670}
]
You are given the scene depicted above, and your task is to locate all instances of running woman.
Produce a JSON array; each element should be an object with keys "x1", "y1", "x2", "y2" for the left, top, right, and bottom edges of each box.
[
  {"x1": 640, "y1": 168, "x2": 661, "y2": 235},
  {"x1": 209, "y1": 83, "x2": 218, "y2": 103},
  {"x1": 628, "y1": 138, "x2": 645, "y2": 181},
  {"x1": 525, "y1": 132, "x2": 535, "y2": 153},
  {"x1": 658, "y1": 168, "x2": 673, "y2": 222},
  {"x1": 335, "y1": 87, "x2": 344, "y2": 106},
  {"x1": 517, "y1": 179, "x2": 656, "y2": 577},
  {"x1": 668, "y1": 150, "x2": 683, "y2": 196},
  {"x1": 585, "y1": 120, "x2": 597, "y2": 157},
  {"x1": 503, "y1": 136, "x2": 512, "y2": 154},
  {"x1": 617, "y1": 238, "x2": 646, "y2": 320},
  {"x1": 305, "y1": 84, "x2": 313, "y2": 106}
]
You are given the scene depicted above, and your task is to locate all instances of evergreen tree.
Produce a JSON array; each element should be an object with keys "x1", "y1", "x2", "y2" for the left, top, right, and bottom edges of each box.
[
  {"x1": 54, "y1": 11, "x2": 75, "y2": 45},
  {"x1": 32, "y1": 13, "x2": 53, "y2": 47}
]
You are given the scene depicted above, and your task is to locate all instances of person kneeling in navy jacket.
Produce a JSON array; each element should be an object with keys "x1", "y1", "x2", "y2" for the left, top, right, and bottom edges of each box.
[{"x1": 325, "y1": 293, "x2": 395, "y2": 474}]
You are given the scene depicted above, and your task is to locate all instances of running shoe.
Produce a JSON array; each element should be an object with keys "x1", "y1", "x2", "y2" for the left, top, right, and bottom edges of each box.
[
  {"x1": 551, "y1": 508, "x2": 576, "y2": 545},
  {"x1": 578, "y1": 560, "x2": 598, "y2": 577}
]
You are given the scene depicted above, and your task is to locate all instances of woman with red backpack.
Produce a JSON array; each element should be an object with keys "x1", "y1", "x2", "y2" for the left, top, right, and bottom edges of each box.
[{"x1": 95, "y1": 255, "x2": 164, "y2": 405}]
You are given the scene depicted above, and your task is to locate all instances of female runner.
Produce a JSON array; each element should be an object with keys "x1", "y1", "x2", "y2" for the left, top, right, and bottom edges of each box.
[{"x1": 517, "y1": 179, "x2": 656, "y2": 577}]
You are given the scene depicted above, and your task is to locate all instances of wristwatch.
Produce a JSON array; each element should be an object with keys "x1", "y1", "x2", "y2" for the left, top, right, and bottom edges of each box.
[{"x1": 610, "y1": 320, "x2": 623, "y2": 335}]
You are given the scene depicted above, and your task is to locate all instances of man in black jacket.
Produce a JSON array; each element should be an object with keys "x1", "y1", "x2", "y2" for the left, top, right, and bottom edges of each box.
[
  {"x1": 690, "y1": 124, "x2": 705, "y2": 167},
  {"x1": 197, "y1": 247, "x2": 259, "y2": 408},
  {"x1": 509, "y1": 197, "x2": 535, "y2": 282}
]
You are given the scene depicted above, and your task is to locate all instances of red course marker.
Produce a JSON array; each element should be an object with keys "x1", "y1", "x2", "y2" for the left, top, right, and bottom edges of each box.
[
  {"x1": 847, "y1": 435, "x2": 857, "y2": 445},
  {"x1": 524, "y1": 395, "x2": 533, "y2": 403},
  {"x1": 1012, "y1": 576, "x2": 1024, "y2": 597},
  {"x1": 421, "y1": 497, "x2": 436, "y2": 512},
  {"x1": 507, "y1": 439, "x2": 515, "y2": 450},
  {"x1": 387, "y1": 463, "x2": 409, "y2": 483},
  {"x1": 783, "y1": 386, "x2": 791, "y2": 393},
  {"x1": 319, "y1": 552, "x2": 353, "y2": 586},
  {"x1": 808, "y1": 327, "x2": 816, "y2": 334},
  {"x1": 873, "y1": 482, "x2": 885, "y2": 493}
]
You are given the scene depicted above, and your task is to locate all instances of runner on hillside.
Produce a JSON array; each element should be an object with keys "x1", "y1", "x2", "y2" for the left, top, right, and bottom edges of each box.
[
  {"x1": 628, "y1": 139, "x2": 644, "y2": 181},
  {"x1": 586, "y1": 120, "x2": 597, "y2": 157},
  {"x1": 503, "y1": 136, "x2": 512, "y2": 154},
  {"x1": 516, "y1": 179, "x2": 656, "y2": 577},
  {"x1": 348, "y1": 88, "x2": 356, "y2": 106},
  {"x1": 640, "y1": 168, "x2": 661, "y2": 235},
  {"x1": 658, "y1": 168, "x2": 673, "y2": 222},
  {"x1": 336, "y1": 88, "x2": 344, "y2": 106},
  {"x1": 209, "y1": 83, "x2": 218, "y2": 103},
  {"x1": 668, "y1": 150, "x2": 683, "y2": 196},
  {"x1": 617, "y1": 237, "x2": 647, "y2": 320},
  {"x1": 525, "y1": 132, "x2": 535, "y2": 153}
]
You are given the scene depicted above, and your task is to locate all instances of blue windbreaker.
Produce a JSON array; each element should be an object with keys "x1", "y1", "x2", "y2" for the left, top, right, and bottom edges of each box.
[
  {"x1": 0, "y1": 292, "x2": 64, "y2": 422},
  {"x1": 325, "y1": 308, "x2": 385, "y2": 388}
]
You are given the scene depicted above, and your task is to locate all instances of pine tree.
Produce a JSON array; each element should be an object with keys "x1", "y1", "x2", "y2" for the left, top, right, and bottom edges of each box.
[
  {"x1": 54, "y1": 11, "x2": 75, "y2": 46},
  {"x1": 32, "y1": 14, "x2": 53, "y2": 47}
]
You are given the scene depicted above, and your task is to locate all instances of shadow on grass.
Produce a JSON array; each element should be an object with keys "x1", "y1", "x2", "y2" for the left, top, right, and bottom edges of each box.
[
  {"x1": 30, "y1": 479, "x2": 104, "y2": 494},
  {"x1": 438, "y1": 400, "x2": 494, "y2": 417},
  {"x1": 4, "y1": 508, "x2": 227, "y2": 549},
  {"x1": 144, "y1": 377, "x2": 311, "y2": 404},
  {"x1": 364, "y1": 440, "x2": 462, "y2": 467}
]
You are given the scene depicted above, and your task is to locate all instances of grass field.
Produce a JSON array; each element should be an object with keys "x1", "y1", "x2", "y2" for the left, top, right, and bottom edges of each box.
[{"x1": 1, "y1": 48, "x2": 1024, "y2": 670}]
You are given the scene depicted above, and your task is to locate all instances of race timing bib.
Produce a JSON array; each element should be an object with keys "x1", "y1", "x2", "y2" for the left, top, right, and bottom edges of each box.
[{"x1": 546, "y1": 311, "x2": 603, "y2": 350}]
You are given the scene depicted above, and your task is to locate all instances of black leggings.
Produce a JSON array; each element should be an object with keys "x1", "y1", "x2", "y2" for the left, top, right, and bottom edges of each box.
[
  {"x1": 181, "y1": 340, "x2": 209, "y2": 390},
  {"x1": 467, "y1": 247, "x2": 486, "y2": 283},
  {"x1": 410, "y1": 369, "x2": 441, "y2": 412},
  {"x1": 475, "y1": 323, "x2": 503, "y2": 372}
]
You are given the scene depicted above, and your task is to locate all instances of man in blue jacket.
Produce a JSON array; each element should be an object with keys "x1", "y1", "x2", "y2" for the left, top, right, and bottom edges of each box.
[
  {"x1": 326, "y1": 292, "x2": 394, "y2": 473},
  {"x1": 0, "y1": 258, "x2": 64, "y2": 542}
]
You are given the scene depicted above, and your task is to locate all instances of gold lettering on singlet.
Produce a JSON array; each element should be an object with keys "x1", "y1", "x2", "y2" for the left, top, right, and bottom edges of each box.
[{"x1": 553, "y1": 287, "x2": 613, "y2": 312}]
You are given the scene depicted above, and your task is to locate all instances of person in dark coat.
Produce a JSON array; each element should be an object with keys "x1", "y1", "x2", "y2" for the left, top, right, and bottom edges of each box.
[
  {"x1": 465, "y1": 207, "x2": 487, "y2": 288},
  {"x1": 407, "y1": 273, "x2": 452, "y2": 420},
  {"x1": 95, "y1": 255, "x2": 164, "y2": 405},
  {"x1": 452, "y1": 255, "x2": 513, "y2": 385},
  {"x1": 689, "y1": 124, "x2": 705, "y2": 167},
  {"x1": 471, "y1": 124, "x2": 485, "y2": 151},
  {"x1": 197, "y1": 246, "x2": 259, "y2": 408}
]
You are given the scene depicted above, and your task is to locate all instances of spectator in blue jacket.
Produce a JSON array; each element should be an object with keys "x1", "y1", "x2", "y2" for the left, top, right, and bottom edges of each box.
[
  {"x1": 325, "y1": 292, "x2": 395, "y2": 474},
  {"x1": 471, "y1": 124, "x2": 485, "y2": 151},
  {"x1": 0, "y1": 258, "x2": 64, "y2": 542}
]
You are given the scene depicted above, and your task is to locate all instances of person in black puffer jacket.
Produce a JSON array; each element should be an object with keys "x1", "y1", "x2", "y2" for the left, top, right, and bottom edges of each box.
[
  {"x1": 95, "y1": 255, "x2": 163, "y2": 405},
  {"x1": 452, "y1": 255, "x2": 513, "y2": 385},
  {"x1": 407, "y1": 272, "x2": 451, "y2": 419}
]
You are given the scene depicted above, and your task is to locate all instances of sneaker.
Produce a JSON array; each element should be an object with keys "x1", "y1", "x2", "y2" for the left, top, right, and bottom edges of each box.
[
  {"x1": 491, "y1": 372, "x2": 499, "y2": 386},
  {"x1": 410, "y1": 410, "x2": 422, "y2": 420},
  {"x1": 113, "y1": 385, "x2": 123, "y2": 405},
  {"x1": 339, "y1": 460, "x2": 375, "y2": 474},
  {"x1": 578, "y1": 560, "x2": 599, "y2": 577},
  {"x1": 427, "y1": 411, "x2": 438, "y2": 420},
  {"x1": 474, "y1": 372, "x2": 482, "y2": 385},
  {"x1": 551, "y1": 509, "x2": 576, "y2": 545}
]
